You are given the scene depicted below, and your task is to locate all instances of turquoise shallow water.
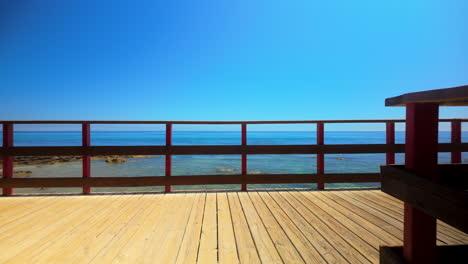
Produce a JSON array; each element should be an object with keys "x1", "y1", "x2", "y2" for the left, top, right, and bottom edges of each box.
[{"x1": 3, "y1": 131, "x2": 467, "y2": 194}]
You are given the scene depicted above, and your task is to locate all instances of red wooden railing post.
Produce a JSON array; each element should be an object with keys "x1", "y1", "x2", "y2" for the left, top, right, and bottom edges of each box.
[
  {"x1": 82, "y1": 123, "x2": 91, "y2": 194},
  {"x1": 386, "y1": 121, "x2": 395, "y2": 164},
  {"x1": 451, "y1": 120, "x2": 461, "y2": 163},
  {"x1": 165, "y1": 123, "x2": 172, "y2": 193},
  {"x1": 241, "y1": 123, "x2": 247, "y2": 191},
  {"x1": 2, "y1": 123, "x2": 14, "y2": 196},
  {"x1": 317, "y1": 122, "x2": 324, "y2": 190},
  {"x1": 404, "y1": 103, "x2": 438, "y2": 264}
]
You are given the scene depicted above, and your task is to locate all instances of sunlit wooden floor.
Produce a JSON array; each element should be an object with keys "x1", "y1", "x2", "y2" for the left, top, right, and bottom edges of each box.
[{"x1": 0, "y1": 189, "x2": 466, "y2": 264}]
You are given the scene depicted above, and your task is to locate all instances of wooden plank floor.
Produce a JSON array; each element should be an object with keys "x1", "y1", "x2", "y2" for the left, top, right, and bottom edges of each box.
[{"x1": 0, "y1": 190, "x2": 467, "y2": 263}]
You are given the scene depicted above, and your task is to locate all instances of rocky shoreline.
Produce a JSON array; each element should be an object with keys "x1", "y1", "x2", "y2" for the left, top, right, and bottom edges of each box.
[{"x1": 13, "y1": 155, "x2": 153, "y2": 166}]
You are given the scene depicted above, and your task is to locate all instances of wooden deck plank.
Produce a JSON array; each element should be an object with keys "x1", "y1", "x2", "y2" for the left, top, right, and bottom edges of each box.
[
  {"x1": 308, "y1": 191, "x2": 401, "y2": 246},
  {"x1": 110, "y1": 194, "x2": 168, "y2": 263},
  {"x1": 0, "y1": 196, "x2": 119, "y2": 263},
  {"x1": 299, "y1": 191, "x2": 379, "y2": 262},
  {"x1": 343, "y1": 190, "x2": 464, "y2": 244},
  {"x1": 216, "y1": 192, "x2": 239, "y2": 264},
  {"x1": 357, "y1": 190, "x2": 466, "y2": 243},
  {"x1": 0, "y1": 196, "x2": 65, "y2": 231},
  {"x1": 0, "y1": 190, "x2": 467, "y2": 264},
  {"x1": 81, "y1": 194, "x2": 166, "y2": 263},
  {"x1": 140, "y1": 193, "x2": 189, "y2": 263},
  {"x1": 368, "y1": 191, "x2": 468, "y2": 242},
  {"x1": 321, "y1": 191, "x2": 403, "y2": 241},
  {"x1": 35, "y1": 194, "x2": 146, "y2": 263},
  {"x1": 0, "y1": 195, "x2": 115, "y2": 251},
  {"x1": 43, "y1": 194, "x2": 144, "y2": 263},
  {"x1": 283, "y1": 191, "x2": 371, "y2": 264},
  {"x1": 227, "y1": 192, "x2": 261, "y2": 264},
  {"x1": 258, "y1": 191, "x2": 327, "y2": 263},
  {"x1": 158, "y1": 193, "x2": 199, "y2": 263},
  {"x1": 197, "y1": 192, "x2": 218, "y2": 264},
  {"x1": 126, "y1": 193, "x2": 180, "y2": 263},
  {"x1": 237, "y1": 192, "x2": 283, "y2": 263},
  {"x1": 270, "y1": 191, "x2": 349, "y2": 264},
  {"x1": 174, "y1": 193, "x2": 206, "y2": 264}
]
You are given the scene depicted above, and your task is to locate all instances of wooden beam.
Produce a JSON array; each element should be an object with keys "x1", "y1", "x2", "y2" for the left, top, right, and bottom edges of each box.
[
  {"x1": 451, "y1": 120, "x2": 462, "y2": 163},
  {"x1": 2, "y1": 123, "x2": 14, "y2": 196},
  {"x1": 1, "y1": 118, "x2": 466, "y2": 124},
  {"x1": 403, "y1": 103, "x2": 438, "y2": 264},
  {"x1": 241, "y1": 123, "x2": 247, "y2": 191},
  {"x1": 381, "y1": 165, "x2": 468, "y2": 234},
  {"x1": 0, "y1": 173, "x2": 381, "y2": 188},
  {"x1": 165, "y1": 123, "x2": 172, "y2": 193},
  {"x1": 82, "y1": 123, "x2": 91, "y2": 194},
  {"x1": 317, "y1": 122, "x2": 325, "y2": 190},
  {"x1": 386, "y1": 122, "x2": 395, "y2": 164},
  {"x1": 385, "y1": 85, "x2": 468, "y2": 106},
  {"x1": 1, "y1": 143, "x2": 466, "y2": 157}
]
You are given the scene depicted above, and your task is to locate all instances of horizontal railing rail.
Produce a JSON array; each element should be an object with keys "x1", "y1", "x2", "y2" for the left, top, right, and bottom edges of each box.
[
  {"x1": 1, "y1": 118, "x2": 467, "y2": 124},
  {"x1": 1, "y1": 143, "x2": 468, "y2": 156},
  {"x1": 1, "y1": 119, "x2": 466, "y2": 195}
]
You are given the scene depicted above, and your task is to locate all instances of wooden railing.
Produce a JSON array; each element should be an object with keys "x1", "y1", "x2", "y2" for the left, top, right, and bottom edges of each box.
[{"x1": 1, "y1": 119, "x2": 467, "y2": 195}]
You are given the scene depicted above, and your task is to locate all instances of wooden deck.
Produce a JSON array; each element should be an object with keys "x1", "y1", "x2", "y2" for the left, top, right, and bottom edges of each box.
[{"x1": 0, "y1": 190, "x2": 466, "y2": 263}]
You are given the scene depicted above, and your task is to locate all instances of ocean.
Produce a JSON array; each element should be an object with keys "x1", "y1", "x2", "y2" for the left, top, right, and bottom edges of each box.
[{"x1": 3, "y1": 131, "x2": 467, "y2": 194}]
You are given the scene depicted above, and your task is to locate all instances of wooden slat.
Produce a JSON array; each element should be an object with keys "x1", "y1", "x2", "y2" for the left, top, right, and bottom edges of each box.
[
  {"x1": 0, "y1": 195, "x2": 123, "y2": 263},
  {"x1": 237, "y1": 192, "x2": 284, "y2": 263},
  {"x1": 349, "y1": 190, "x2": 465, "y2": 245},
  {"x1": 280, "y1": 191, "x2": 371, "y2": 263},
  {"x1": 43, "y1": 195, "x2": 151, "y2": 263},
  {"x1": 216, "y1": 193, "x2": 239, "y2": 264},
  {"x1": 308, "y1": 191, "x2": 401, "y2": 246},
  {"x1": 381, "y1": 165, "x2": 468, "y2": 233},
  {"x1": 197, "y1": 193, "x2": 218, "y2": 264},
  {"x1": 110, "y1": 194, "x2": 169, "y2": 263},
  {"x1": 174, "y1": 193, "x2": 206, "y2": 264},
  {"x1": 385, "y1": 85, "x2": 468, "y2": 106},
  {"x1": 2, "y1": 118, "x2": 466, "y2": 124},
  {"x1": 1, "y1": 190, "x2": 467, "y2": 263},
  {"x1": 1, "y1": 143, "x2": 466, "y2": 157},
  {"x1": 155, "y1": 193, "x2": 198, "y2": 263},
  {"x1": 0, "y1": 173, "x2": 382, "y2": 188},
  {"x1": 257, "y1": 191, "x2": 327, "y2": 263},
  {"x1": 227, "y1": 192, "x2": 261, "y2": 263},
  {"x1": 268, "y1": 191, "x2": 349, "y2": 263},
  {"x1": 298, "y1": 191, "x2": 379, "y2": 262}
]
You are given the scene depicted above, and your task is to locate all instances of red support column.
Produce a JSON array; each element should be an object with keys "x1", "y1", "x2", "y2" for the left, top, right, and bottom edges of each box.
[
  {"x1": 3, "y1": 123, "x2": 14, "y2": 196},
  {"x1": 451, "y1": 120, "x2": 461, "y2": 163},
  {"x1": 82, "y1": 123, "x2": 91, "y2": 194},
  {"x1": 317, "y1": 122, "x2": 324, "y2": 190},
  {"x1": 165, "y1": 123, "x2": 172, "y2": 193},
  {"x1": 404, "y1": 103, "x2": 438, "y2": 264},
  {"x1": 386, "y1": 122, "x2": 395, "y2": 164},
  {"x1": 241, "y1": 123, "x2": 247, "y2": 191}
]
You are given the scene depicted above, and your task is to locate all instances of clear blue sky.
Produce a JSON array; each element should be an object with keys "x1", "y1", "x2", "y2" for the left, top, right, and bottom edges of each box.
[{"x1": 1, "y1": 0, "x2": 467, "y2": 129}]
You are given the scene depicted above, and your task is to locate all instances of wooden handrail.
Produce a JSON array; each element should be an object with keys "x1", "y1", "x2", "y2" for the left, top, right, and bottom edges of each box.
[
  {"x1": 1, "y1": 119, "x2": 466, "y2": 195},
  {"x1": 1, "y1": 143, "x2": 466, "y2": 156},
  {"x1": 1, "y1": 118, "x2": 467, "y2": 124}
]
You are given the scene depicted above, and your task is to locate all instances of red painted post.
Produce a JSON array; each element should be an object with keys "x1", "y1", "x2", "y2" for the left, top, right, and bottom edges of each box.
[
  {"x1": 241, "y1": 123, "x2": 247, "y2": 191},
  {"x1": 404, "y1": 103, "x2": 438, "y2": 264},
  {"x1": 386, "y1": 121, "x2": 395, "y2": 164},
  {"x1": 165, "y1": 123, "x2": 172, "y2": 193},
  {"x1": 451, "y1": 120, "x2": 461, "y2": 163},
  {"x1": 82, "y1": 123, "x2": 91, "y2": 194},
  {"x1": 2, "y1": 123, "x2": 14, "y2": 196},
  {"x1": 317, "y1": 122, "x2": 324, "y2": 190}
]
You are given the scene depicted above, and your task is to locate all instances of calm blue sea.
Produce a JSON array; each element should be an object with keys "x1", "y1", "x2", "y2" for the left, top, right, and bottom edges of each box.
[{"x1": 3, "y1": 131, "x2": 467, "y2": 194}]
